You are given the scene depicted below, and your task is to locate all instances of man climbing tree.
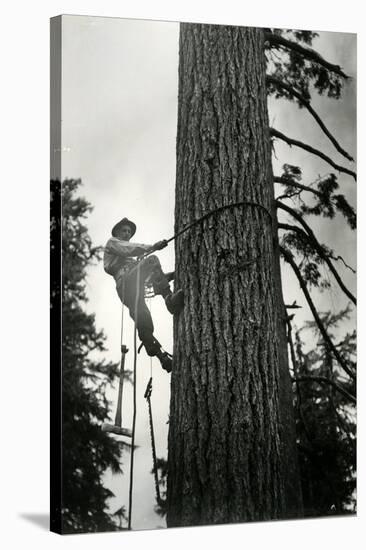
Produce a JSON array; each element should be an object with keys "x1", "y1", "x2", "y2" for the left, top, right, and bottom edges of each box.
[
  {"x1": 103, "y1": 217, "x2": 184, "y2": 372},
  {"x1": 167, "y1": 24, "x2": 356, "y2": 527}
]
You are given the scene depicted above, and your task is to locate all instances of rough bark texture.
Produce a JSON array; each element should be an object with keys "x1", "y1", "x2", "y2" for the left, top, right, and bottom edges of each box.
[{"x1": 167, "y1": 24, "x2": 302, "y2": 527}]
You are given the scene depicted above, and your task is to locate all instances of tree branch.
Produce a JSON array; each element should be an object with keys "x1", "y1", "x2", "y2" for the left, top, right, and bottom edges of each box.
[
  {"x1": 274, "y1": 176, "x2": 323, "y2": 200},
  {"x1": 267, "y1": 76, "x2": 353, "y2": 161},
  {"x1": 277, "y1": 213, "x2": 356, "y2": 305},
  {"x1": 329, "y1": 254, "x2": 356, "y2": 274},
  {"x1": 271, "y1": 128, "x2": 356, "y2": 181},
  {"x1": 280, "y1": 245, "x2": 356, "y2": 381},
  {"x1": 285, "y1": 301, "x2": 302, "y2": 309},
  {"x1": 275, "y1": 178, "x2": 358, "y2": 268},
  {"x1": 264, "y1": 32, "x2": 349, "y2": 79},
  {"x1": 295, "y1": 376, "x2": 356, "y2": 404},
  {"x1": 278, "y1": 223, "x2": 357, "y2": 305}
]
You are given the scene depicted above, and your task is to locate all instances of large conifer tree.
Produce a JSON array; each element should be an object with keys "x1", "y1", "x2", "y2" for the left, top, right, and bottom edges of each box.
[{"x1": 167, "y1": 24, "x2": 356, "y2": 526}]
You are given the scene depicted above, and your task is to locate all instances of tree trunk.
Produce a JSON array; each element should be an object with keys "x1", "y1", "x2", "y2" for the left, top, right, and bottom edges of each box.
[{"x1": 167, "y1": 23, "x2": 302, "y2": 527}]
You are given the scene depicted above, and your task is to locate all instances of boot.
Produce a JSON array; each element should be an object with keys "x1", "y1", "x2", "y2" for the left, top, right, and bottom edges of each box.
[
  {"x1": 142, "y1": 337, "x2": 173, "y2": 373},
  {"x1": 151, "y1": 274, "x2": 171, "y2": 297},
  {"x1": 156, "y1": 349, "x2": 173, "y2": 373},
  {"x1": 165, "y1": 289, "x2": 184, "y2": 315},
  {"x1": 143, "y1": 338, "x2": 162, "y2": 357}
]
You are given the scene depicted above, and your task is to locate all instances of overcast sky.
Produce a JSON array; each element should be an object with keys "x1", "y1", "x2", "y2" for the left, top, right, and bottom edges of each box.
[{"x1": 61, "y1": 15, "x2": 356, "y2": 531}]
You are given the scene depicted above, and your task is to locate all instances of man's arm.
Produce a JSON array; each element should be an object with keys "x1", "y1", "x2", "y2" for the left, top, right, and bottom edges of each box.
[
  {"x1": 105, "y1": 237, "x2": 168, "y2": 257},
  {"x1": 105, "y1": 237, "x2": 152, "y2": 258}
]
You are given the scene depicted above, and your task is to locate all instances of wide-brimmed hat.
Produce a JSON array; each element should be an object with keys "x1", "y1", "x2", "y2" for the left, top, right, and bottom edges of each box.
[{"x1": 112, "y1": 217, "x2": 136, "y2": 238}]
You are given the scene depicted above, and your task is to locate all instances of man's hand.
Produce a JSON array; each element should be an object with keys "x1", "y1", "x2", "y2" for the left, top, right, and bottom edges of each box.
[{"x1": 152, "y1": 239, "x2": 168, "y2": 251}]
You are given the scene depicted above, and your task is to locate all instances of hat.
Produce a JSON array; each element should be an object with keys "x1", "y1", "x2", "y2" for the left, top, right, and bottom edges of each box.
[{"x1": 112, "y1": 217, "x2": 137, "y2": 238}]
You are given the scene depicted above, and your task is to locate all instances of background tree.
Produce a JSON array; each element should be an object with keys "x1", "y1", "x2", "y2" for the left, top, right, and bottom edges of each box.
[
  {"x1": 53, "y1": 178, "x2": 130, "y2": 533},
  {"x1": 288, "y1": 307, "x2": 356, "y2": 516},
  {"x1": 167, "y1": 24, "x2": 356, "y2": 527}
]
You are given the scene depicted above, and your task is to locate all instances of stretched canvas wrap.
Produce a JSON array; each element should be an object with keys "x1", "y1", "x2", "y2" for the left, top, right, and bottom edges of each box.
[{"x1": 50, "y1": 14, "x2": 357, "y2": 534}]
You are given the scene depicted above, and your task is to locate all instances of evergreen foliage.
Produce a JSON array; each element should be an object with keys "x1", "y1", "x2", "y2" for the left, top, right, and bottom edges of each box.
[
  {"x1": 58, "y1": 178, "x2": 128, "y2": 533},
  {"x1": 266, "y1": 28, "x2": 344, "y2": 100},
  {"x1": 290, "y1": 308, "x2": 356, "y2": 515},
  {"x1": 268, "y1": 26, "x2": 357, "y2": 515}
]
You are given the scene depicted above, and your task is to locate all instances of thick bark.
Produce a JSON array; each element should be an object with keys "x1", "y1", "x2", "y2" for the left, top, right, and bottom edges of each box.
[{"x1": 167, "y1": 24, "x2": 303, "y2": 527}]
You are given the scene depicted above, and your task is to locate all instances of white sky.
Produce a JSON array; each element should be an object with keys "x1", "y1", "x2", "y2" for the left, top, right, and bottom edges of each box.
[{"x1": 61, "y1": 15, "x2": 356, "y2": 531}]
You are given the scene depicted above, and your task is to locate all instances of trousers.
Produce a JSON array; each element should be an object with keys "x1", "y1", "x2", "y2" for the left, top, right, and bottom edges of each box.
[{"x1": 115, "y1": 255, "x2": 171, "y2": 355}]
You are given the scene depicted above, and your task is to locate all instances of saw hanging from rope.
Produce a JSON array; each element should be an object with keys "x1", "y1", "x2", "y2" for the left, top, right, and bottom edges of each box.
[{"x1": 101, "y1": 343, "x2": 132, "y2": 438}]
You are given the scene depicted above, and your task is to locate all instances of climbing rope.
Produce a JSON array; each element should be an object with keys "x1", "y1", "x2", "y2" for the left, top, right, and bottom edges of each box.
[
  {"x1": 144, "y1": 377, "x2": 163, "y2": 508},
  {"x1": 138, "y1": 199, "x2": 272, "y2": 263},
  {"x1": 148, "y1": 297, "x2": 153, "y2": 378},
  {"x1": 116, "y1": 282, "x2": 127, "y2": 430},
  {"x1": 120, "y1": 280, "x2": 125, "y2": 347},
  {"x1": 127, "y1": 263, "x2": 141, "y2": 530}
]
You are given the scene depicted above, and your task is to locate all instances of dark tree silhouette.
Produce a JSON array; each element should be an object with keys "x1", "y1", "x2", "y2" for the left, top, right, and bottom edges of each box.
[
  {"x1": 288, "y1": 308, "x2": 356, "y2": 516},
  {"x1": 167, "y1": 24, "x2": 356, "y2": 526},
  {"x1": 53, "y1": 178, "x2": 129, "y2": 533}
]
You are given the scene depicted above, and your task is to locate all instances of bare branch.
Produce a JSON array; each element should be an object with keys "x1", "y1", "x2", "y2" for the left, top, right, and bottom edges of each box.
[
  {"x1": 267, "y1": 76, "x2": 353, "y2": 161},
  {"x1": 295, "y1": 376, "x2": 356, "y2": 404},
  {"x1": 277, "y1": 203, "x2": 356, "y2": 305},
  {"x1": 264, "y1": 32, "x2": 349, "y2": 79},
  {"x1": 280, "y1": 245, "x2": 356, "y2": 380},
  {"x1": 329, "y1": 254, "x2": 356, "y2": 274},
  {"x1": 278, "y1": 222, "x2": 356, "y2": 305},
  {"x1": 285, "y1": 301, "x2": 302, "y2": 309},
  {"x1": 271, "y1": 128, "x2": 357, "y2": 181}
]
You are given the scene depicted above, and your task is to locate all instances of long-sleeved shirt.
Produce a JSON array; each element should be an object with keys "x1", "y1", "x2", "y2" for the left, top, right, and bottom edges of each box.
[{"x1": 103, "y1": 237, "x2": 152, "y2": 281}]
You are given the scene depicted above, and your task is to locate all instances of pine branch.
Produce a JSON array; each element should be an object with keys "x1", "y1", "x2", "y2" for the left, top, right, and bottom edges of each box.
[
  {"x1": 295, "y1": 376, "x2": 356, "y2": 404},
  {"x1": 280, "y1": 245, "x2": 356, "y2": 381},
  {"x1": 271, "y1": 128, "x2": 357, "y2": 181},
  {"x1": 277, "y1": 212, "x2": 356, "y2": 305},
  {"x1": 264, "y1": 31, "x2": 349, "y2": 79},
  {"x1": 274, "y1": 175, "x2": 357, "y2": 237},
  {"x1": 267, "y1": 76, "x2": 353, "y2": 161},
  {"x1": 274, "y1": 176, "x2": 323, "y2": 199}
]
